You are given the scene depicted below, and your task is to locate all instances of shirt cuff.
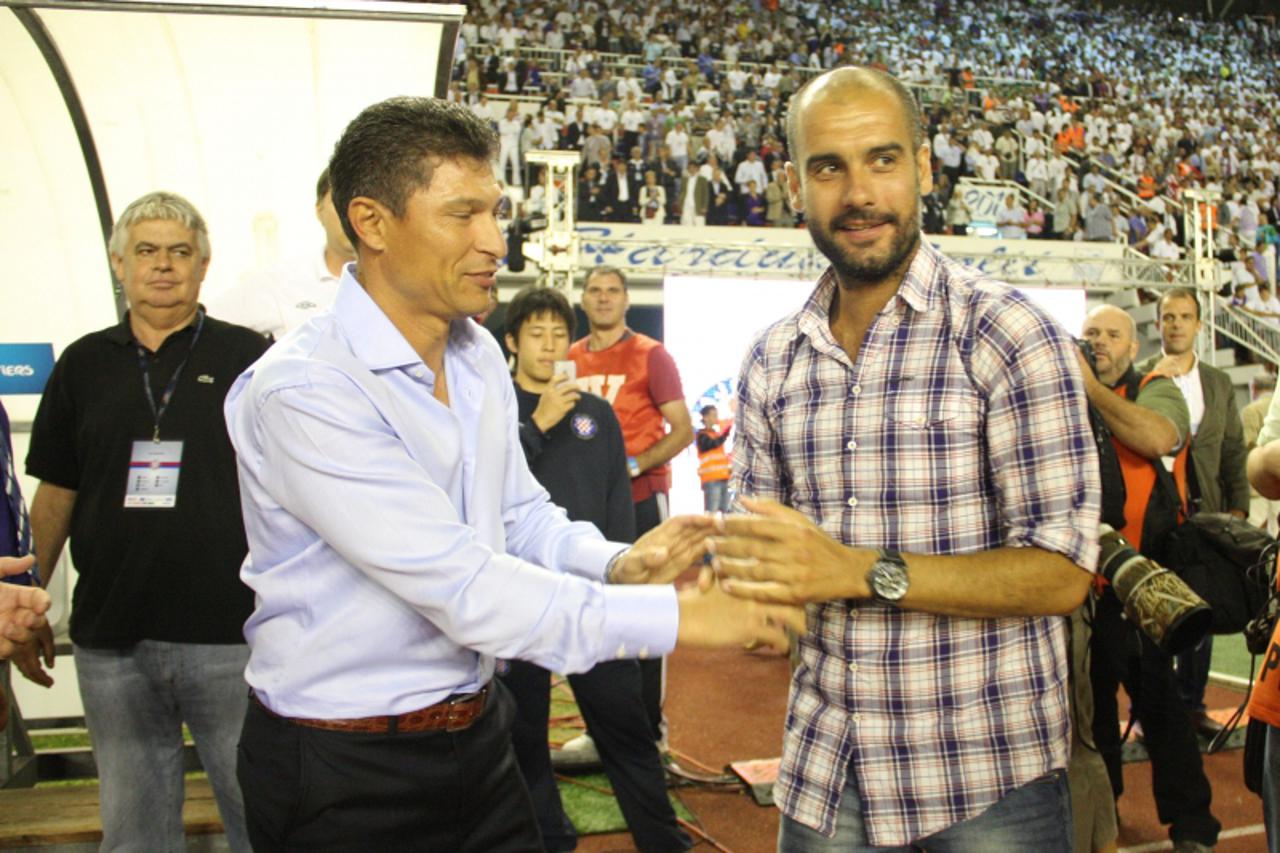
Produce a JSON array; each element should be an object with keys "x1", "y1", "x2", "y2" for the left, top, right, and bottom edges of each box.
[
  {"x1": 600, "y1": 584, "x2": 679, "y2": 661},
  {"x1": 561, "y1": 537, "x2": 629, "y2": 583}
]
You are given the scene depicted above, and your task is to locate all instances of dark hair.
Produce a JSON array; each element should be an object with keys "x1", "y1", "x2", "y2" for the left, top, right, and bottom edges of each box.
[
  {"x1": 785, "y1": 66, "x2": 923, "y2": 164},
  {"x1": 328, "y1": 97, "x2": 498, "y2": 249},
  {"x1": 700, "y1": 404, "x2": 718, "y2": 418},
  {"x1": 505, "y1": 286, "x2": 577, "y2": 340},
  {"x1": 1158, "y1": 287, "x2": 1202, "y2": 321},
  {"x1": 584, "y1": 264, "x2": 628, "y2": 291},
  {"x1": 315, "y1": 166, "x2": 331, "y2": 206}
]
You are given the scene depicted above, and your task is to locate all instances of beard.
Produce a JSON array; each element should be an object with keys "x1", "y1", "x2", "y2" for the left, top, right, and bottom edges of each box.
[{"x1": 808, "y1": 203, "x2": 922, "y2": 289}]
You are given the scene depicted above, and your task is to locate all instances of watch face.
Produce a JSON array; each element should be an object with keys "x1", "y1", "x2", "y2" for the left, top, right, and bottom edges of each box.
[{"x1": 871, "y1": 560, "x2": 909, "y2": 602}]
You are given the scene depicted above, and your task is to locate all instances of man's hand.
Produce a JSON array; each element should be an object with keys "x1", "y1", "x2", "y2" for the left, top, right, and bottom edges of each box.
[
  {"x1": 10, "y1": 624, "x2": 54, "y2": 687},
  {"x1": 1147, "y1": 354, "x2": 1188, "y2": 379},
  {"x1": 609, "y1": 515, "x2": 716, "y2": 586},
  {"x1": 0, "y1": 557, "x2": 52, "y2": 660},
  {"x1": 676, "y1": 579, "x2": 806, "y2": 653},
  {"x1": 0, "y1": 555, "x2": 35, "y2": 583},
  {"x1": 532, "y1": 375, "x2": 581, "y2": 434},
  {"x1": 706, "y1": 498, "x2": 871, "y2": 604},
  {"x1": 1073, "y1": 349, "x2": 1105, "y2": 397}
]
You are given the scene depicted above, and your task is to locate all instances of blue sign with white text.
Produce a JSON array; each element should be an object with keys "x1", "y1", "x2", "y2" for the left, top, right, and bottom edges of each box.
[{"x1": 0, "y1": 344, "x2": 56, "y2": 394}]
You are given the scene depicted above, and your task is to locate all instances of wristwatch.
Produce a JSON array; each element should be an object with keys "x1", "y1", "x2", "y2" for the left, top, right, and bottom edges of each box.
[{"x1": 866, "y1": 549, "x2": 909, "y2": 604}]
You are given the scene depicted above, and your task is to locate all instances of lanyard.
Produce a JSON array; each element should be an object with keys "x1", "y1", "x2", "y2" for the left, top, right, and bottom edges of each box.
[{"x1": 135, "y1": 310, "x2": 205, "y2": 442}]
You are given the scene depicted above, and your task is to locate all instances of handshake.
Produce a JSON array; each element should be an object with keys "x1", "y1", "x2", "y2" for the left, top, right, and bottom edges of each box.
[{"x1": 608, "y1": 498, "x2": 837, "y2": 654}]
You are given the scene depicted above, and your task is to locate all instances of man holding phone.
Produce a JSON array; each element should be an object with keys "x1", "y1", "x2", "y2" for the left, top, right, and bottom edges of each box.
[{"x1": 504, "y1": 286, "x2": 690, "y2": 852}]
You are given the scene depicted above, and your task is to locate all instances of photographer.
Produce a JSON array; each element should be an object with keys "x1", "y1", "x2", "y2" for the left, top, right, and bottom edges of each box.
[{"x1": 1077, "y1": 305, "x2": 1221, "y2": 852}]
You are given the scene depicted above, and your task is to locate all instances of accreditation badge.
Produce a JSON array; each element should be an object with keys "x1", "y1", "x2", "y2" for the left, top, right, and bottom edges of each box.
[{"x1": 125, "y1": 441, "x2": 184, "y2": 508}]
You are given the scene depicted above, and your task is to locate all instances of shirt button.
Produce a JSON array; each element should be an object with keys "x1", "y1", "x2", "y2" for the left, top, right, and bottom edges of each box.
[
  {"x1": 850, "y1": 384, "x2": 862, "y2": 396},
  {"x1": 846, "y1": 439, "x2": 858, "y2": 451},
  {"x1": 915, "y1": 416, "x2": 927, "y2": 426},
  {"x1": 847, "y1": 662, "x2": 859, "y2": 673},
  {"x1": 852, "y1": 713, "x2": 862, "y2": 724},
  {"x1": 847, "y1": 497, "x2": 858, "y2": 507}
]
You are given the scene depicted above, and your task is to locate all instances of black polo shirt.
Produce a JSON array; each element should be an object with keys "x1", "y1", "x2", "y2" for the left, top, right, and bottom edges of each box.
[{"x1": 26, "y1": 310, "x2": 271, "y2": 647}]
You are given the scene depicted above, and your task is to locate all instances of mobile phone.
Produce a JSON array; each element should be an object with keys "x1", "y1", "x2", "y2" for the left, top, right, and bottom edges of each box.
[{"x1": 552, "y1": 360, "x2": 577, "y2": 384}]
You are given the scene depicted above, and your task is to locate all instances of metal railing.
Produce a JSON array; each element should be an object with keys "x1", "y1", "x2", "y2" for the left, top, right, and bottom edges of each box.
[{"x1": 1214, "y1": 303, "x2": 1280, "y2": 367}]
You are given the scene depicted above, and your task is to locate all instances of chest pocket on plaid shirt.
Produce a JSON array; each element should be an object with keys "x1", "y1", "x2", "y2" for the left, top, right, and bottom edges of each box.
[{"x1": 883, "y1": 388, "x2": 981, "y2": 433}]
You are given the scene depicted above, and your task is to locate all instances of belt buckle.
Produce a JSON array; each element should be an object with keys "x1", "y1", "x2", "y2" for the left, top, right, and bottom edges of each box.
[{"x1": 444, "y1": 692, "x2": 476, "y2": 733}]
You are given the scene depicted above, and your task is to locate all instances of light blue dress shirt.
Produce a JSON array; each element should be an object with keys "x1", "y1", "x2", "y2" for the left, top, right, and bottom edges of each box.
[{"x1": 224, "y1": 269, "x2": 678, "y2": 718}]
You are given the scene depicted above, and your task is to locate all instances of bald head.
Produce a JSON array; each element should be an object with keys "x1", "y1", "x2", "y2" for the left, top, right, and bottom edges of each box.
[
  {"x1": 1082, "y1": 304, "x2": 1139, "y2": 384},
  {"x1": 1085, "y1": 304, "x2": 1137, "y2": 340},
  {"x1": 786, "y1": 67, "x2": 924, "y2": 162}
]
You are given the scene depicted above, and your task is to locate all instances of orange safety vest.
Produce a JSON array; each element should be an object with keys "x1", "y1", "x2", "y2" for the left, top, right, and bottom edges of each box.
[
  {"x1": 696, "y1": 423, "x2": 732, "y2": 484},
  {"x1": 1137, "y1": 174, "x2": 1156, "y2": 199},
  {"x1": 1112, "y1": 376, "x2": 1189, "y2": 553},
  {"x1": 1247, "y1": 553, "x2": 1280, "y2": 727}
]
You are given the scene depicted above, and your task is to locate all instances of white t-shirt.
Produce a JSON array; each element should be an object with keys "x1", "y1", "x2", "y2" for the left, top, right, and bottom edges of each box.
[
  {"x1": 665, "y1": 129, "x2": 690, "y2": 159},
  {"x1": 592, "y1": 107, "x2": 619, "y2": 133},
  {"x1": 498, "y1": 117, "x2": 523, "y2": 144},
  {"x1": 734, "y1": 159, "x2": 768, "y2": 193},
  {"x1": 620, "y1": 108, "x2": 647, "y2": 133},
  {"x1": 205, "y1": 251, "x2": 342, "y2": 340}
]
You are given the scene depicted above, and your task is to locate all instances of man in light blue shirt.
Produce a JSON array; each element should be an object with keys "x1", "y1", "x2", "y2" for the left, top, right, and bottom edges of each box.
[{"x1": 225, "y1": 96, "x2": 800, "y2": 852}]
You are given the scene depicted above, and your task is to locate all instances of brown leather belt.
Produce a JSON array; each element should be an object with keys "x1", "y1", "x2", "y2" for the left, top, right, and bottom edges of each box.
[{"x1": 252, "y1": 685, "x2": 489, "y2": 734}]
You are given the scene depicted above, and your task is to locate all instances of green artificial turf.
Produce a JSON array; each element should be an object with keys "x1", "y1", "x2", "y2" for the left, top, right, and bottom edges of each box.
[
  {"x1": 1212, "y1": 632, "x2": 1263, "y2": 683},
  {"x1": 557, "y1": 772, "x2": 694, "y2": 834}
]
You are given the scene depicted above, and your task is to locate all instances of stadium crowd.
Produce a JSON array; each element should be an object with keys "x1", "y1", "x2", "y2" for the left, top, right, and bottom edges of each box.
[{"x1": 450, "y1": 0, "x2": 1280, "y2": 272}]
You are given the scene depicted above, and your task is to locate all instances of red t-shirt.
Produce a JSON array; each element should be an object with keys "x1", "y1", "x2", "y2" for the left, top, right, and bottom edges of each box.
[{"x1": 569, "y1": 331, "x2": 684, "y2": 503}]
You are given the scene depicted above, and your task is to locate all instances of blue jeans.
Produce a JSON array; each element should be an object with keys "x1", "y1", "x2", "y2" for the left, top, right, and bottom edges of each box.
[
  {"x1": 1266, "y1": 724, "x2": 1280, "y2": 853},
  {"x1": 778, "y1": 768, "x2": 1071, "y2": 852},
  {"x1": 702, "y1": 479, "x2": 731, "y2": 512},
  {"x1": 75, "y1": 641, "x2": 251, "y2": 853}
]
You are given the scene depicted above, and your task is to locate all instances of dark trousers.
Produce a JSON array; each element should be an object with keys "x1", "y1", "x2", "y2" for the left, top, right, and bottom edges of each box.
[
  {"x1": 237, "y1": 682, "x2": 543, "y2": 853},
  {"x1": 1090, "y1": 593, "x2": 1221, "y2": 846},
  {"x1": 503, "y1": 659, "x2": 691, "y2": 852},
  {"x1": 633, "y1": 492, "x2": 668, "y2": 742},
  {"x1": 1175, "y1": 634, "x2": 1214, "y2": 713}
]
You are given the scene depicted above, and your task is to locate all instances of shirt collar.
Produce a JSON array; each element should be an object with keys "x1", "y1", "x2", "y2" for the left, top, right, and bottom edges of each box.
[
  {"x1": 105, "y1": 308, "x2": 203, "y2": 347},
  {"x1": 796, "y1": 239, "x2": 941, "y2": 343},
  {"x1": 333, "y1": 265, "x2": 486, "y2": 372}
]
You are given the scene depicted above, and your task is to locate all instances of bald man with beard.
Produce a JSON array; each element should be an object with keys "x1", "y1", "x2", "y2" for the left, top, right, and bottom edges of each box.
[
  {"x1": 708, "y1": 67, "x2": 1101, "y2": 852},
  {"x1": 1079, "y1": 303, "x2": 1221, "y2": 853}
]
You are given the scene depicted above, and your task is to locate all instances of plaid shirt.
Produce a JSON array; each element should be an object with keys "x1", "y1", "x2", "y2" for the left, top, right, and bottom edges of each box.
[{"x1": 732, "y1": 242, "x2": 1100, "y2": 845}]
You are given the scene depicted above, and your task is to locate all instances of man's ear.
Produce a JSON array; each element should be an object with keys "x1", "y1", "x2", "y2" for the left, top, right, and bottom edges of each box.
[
  {"x1": 785, "y1": 161, "x2": 803, "y2": 213},
  {"x1": 347, "y1": 197, "x2": 390, "y2": 253}
]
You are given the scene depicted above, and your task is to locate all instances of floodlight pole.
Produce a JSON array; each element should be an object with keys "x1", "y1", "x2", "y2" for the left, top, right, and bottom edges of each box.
[
  {"x1": 1182, "y1": 186, "x2": 1222, "y2": 364},
  {"x1": 522, "y1": 150, "x2": 581, "y2": 293}
]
